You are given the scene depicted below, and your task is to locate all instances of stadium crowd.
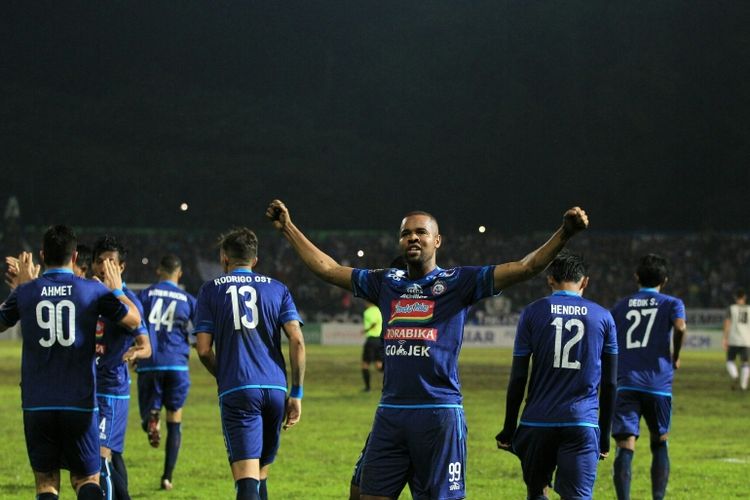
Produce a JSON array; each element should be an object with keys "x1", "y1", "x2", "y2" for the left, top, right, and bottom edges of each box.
[{"x1": 2, "y1": 223, "x2": 748, "y2": 323}]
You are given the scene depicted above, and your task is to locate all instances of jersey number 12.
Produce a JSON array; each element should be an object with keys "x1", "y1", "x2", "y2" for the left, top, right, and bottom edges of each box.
[{"x1": 551, "y1": 317, "x2": 583, "y2": 370}]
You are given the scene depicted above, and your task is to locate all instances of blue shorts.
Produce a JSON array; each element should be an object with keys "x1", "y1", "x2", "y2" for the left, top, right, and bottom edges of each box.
[
  {"x1": 612, "y1": 389, "x2": 672, "y2": 439},
  {"x1": 360, "y1": 406, "x2": 467, "y2": 500},
  {"x1": 24, "y1": 410, "x2": 100, "y2": 476},
  {"x1": 513, "y1": 425, "x2": 600, "y2": 500},
  {"x1": 137, "y1": 369, "x2": 190, "y2": 422},
  {"x1": 97, "y1": 395, "x2": 130, "y2": 453},
  {"x1": 351, "y1": 433, "x2": 369, "y2": 487},
  {"x1": 219, "y1": 388, "x2": 286, "y2": 466}
]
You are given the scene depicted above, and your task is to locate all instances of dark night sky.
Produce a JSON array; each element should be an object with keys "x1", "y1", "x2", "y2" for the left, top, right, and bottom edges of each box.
[{"x1": 1, "y1": 1, "x2": 748, "y2": 232}]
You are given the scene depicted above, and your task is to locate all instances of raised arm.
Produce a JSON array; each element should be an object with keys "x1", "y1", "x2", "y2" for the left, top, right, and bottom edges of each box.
[
  {"x1": 123, "y1": 332, "x2": 152, "y2": 362},
  {"x1": 493, "y1": 207, "x2": 588, "y2": 292},
  {"x1": 282, "y1": 319, "x2": 306, "y2": 430},
  {"x1": 266, "y1": 200, "x2": 354, "y2": 291}
]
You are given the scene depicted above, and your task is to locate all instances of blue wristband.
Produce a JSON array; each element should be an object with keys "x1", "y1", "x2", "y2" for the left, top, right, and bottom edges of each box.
[
  {"x1": 112, "y1": 288, "x2": 125, "y2": 298},
  {"x1": 289, "y1": 385, "x2": 303, "y2": 399}
]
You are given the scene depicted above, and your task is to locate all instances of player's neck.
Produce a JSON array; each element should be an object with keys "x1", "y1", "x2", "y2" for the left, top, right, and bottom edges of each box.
[
  {"x1": 407, "y1": 262, "x2": 436, "y2": 280},
  {"x1": 228, "y1": 265, "x2": 253, "y2": 273}
]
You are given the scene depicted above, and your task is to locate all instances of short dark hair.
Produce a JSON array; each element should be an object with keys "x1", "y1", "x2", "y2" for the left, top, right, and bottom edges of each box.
[
  {"x1": 92, "y1": 235, "x2": 128, "y2": 264},
  {"x1": 735, "y1": 289, "x2": 746, "y2": 300},
  {"x1": 42, "y1": 225, "x2": 78, "y2": 266},
  {"x1": 402, "y1": 211, "x2": 439, "y2": 232},
  {"x1": 75, "y1": 244, "x2": 92, "y2": 270},
  {"x1": 219, "y1": 228, "x2": 258, "y2": 263},
  {"x1": 636, "y1": 254, "x2": 669, "y2": 287},
  {"x1": 546, "y1": 250, "x2": 587, "y2": 283},
  {"x1": 159, "y1": 254, "x2": 182, "y2": 274}
]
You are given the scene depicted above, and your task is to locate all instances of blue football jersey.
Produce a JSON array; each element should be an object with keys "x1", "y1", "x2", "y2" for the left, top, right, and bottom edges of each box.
[
  {"x1": 136, "y1": 281, "x2": 196, "y2": 371},
  {"x1": 193, "y1": 269, "x2": 303, "y2": 397},
  {"x1": 0, "y1": 269, "x2": 129, "y2": 410},
  {"x1": 611, "y1": 288, "x2": 686, "y2": 395},
  {"x1": 514, "y1": 291, "x2": 618, "y2": 427},
  {"x1": 352, "y1": 266, "x2": 496, "y2": 407},
  {"x1": 95, "y1": 286, "x2": 146, "y2": 396}
]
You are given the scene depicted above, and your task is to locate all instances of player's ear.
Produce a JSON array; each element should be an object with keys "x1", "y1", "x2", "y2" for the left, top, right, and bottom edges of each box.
[
  {"x1": 39, "y1": 250, "x2": 45, "y2": 264},
  {"x1": 546, "y1": 275, "x2": 555, "y2": 289},
  {"x1": 579, "y1": 276, "x2": 590, "y2": 293},
  {"x1": 251, "y1": 256, "x2": 259, "y2": 269},
  {"x1": 71, "y1": 250, "x2": 78, "y2": 266},
  {"x1": 434, "y1": 233, "x2": 441, "y2": 248}
]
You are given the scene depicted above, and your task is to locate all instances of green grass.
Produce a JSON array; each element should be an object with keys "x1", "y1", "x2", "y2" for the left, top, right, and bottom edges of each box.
[{"x1": 0, "y1": 342, "x2": 747, "y2": 498}]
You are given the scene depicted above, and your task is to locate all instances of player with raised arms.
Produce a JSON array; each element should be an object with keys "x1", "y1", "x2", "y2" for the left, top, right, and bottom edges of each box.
[
  {"x1": 0, "y1": 225, "x2": 142, "y2": 500},
  {"x1": 266, "y1": 199, "x2": 588, "y2": 500}
]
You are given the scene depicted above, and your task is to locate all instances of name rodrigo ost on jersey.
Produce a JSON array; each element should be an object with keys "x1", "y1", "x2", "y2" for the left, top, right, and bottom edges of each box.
[
  {"x1": 146, "y1": 288, "x2": 190, "y2": 302},
  {"x1": 550, "y1": 304, "x2": 588, "y2": 315},
  {"x1": 213, "y1": 275, "x2": 273, "y2": 286}
]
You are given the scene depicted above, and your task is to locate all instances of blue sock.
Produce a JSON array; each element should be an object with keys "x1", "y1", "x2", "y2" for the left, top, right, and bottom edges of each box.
[
  {"x1": 613, "y1": 448, "x2": 633, "y2": 500},
  {"x1": 236, "y1": 478, "x2": 260, "y2": 500},
  {"x1": 651, "y1": 440, "x2": 670, "y2": 500},
  {"x1": 259, "y1": 478, "x2": 268, "y2": 500},
  {"x1": 36, "y1": 494, "x2": 58, "y2": 500},
  {"x1": 77, "y1": 483, "x2": 103, "y2": 500},
  {"x1": 164, "y1": 422, "x2": 182, "y2": 481}
]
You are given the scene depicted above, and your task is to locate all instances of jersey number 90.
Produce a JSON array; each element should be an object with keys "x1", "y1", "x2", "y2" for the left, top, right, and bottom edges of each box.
[
  {"x1": 226, "y1": 285, "x2": 259, "y2": 330},
  {"x1": 36, "y1": 299, "x2": 76, "y2": 347}
]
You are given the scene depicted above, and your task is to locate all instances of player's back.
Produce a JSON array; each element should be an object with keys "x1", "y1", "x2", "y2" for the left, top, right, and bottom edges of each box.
[
  {"x1": 137, "y1": 281, "x2": 196, "y2": 368},
  {"x1": 194, "y1": 269, "x2": 301, "y2": 396},
  {"x1": 611, "y1": 289, "x2": 685, "y2": 394},
  {"x1": 6, "y1": 270, "x2": 121, "y2": 409},
  {"x1": 517, "y1": 291, "x2": 617, "y2": 426}
]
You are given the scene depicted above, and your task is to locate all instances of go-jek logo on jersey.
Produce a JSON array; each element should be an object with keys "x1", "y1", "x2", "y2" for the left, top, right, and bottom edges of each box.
[
  {"x1": 385, "y1": 327, "x2": 438, "y2": 342},
  {"x1": 389, "y1": 299, "x2": 435, "y2": 324},
  {"x1": 385, "y1": 340, "x2": 431, "y2": 357}
]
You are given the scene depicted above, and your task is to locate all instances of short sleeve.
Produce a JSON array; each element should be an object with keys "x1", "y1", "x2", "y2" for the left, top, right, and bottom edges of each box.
[
  {"x1": 671, "y1": 298, "x2": 686, "y2": 322},
  {"x1": 513, "y1": 308, "x2": 533, "y2": 356},
  {"x1": 193, "y1": 283, "x2": 215, "y2": 334},
  {"x1": 351, "y1": 268, "x2": 384, "y2": 304},
  {"x1": 603, "y1": 313, "x2": 618, "y2": 355},
  {"x1": 279, "y1": 287, "x2": 303, "y2": 325}
]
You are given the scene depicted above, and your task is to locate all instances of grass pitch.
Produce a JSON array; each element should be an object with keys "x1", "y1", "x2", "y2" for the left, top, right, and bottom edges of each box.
[{"x1": 0, "y1": 342, "x2": 747, "y2": 499}]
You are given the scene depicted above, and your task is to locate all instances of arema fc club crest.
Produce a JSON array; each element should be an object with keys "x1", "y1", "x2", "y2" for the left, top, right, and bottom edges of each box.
[{"x1": 432, "y1": 280, "x2": 447, "y2": 295}]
